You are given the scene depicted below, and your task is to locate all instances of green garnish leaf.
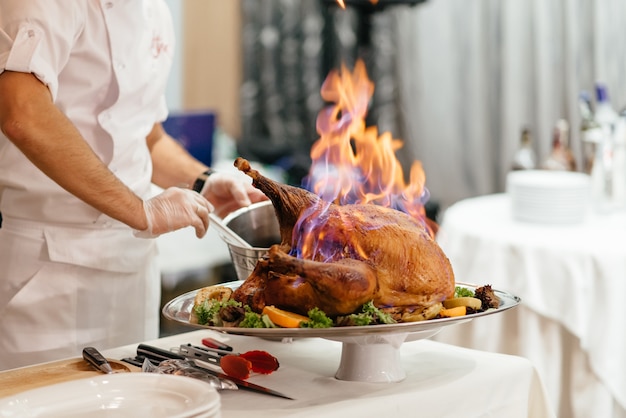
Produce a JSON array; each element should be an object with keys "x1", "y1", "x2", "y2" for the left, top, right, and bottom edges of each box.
[
  {"x1": 361, "y1": 300, "x2": 396, "y2": 324},
  {"x1": 238, "y1": 306, "x2": 276, "y2": 328},
  {"x1": 300, "y1": 307, "x2": 334, "y2": 328},
  {"x1": 239, "y1": 311, "x2": 275, "y2": 328},
  {"x1": 344, "y1": 313, "x2": 373, "y2": 326},
  {"x1": 454, "y1": 286, "x2": 475, "y2": 298},
  {"x1": 337, "y1": 300, "x2": 397, "y2": 326},
  {"x1": 194, "y1": 299, "x2": 241, "y2": 326}
]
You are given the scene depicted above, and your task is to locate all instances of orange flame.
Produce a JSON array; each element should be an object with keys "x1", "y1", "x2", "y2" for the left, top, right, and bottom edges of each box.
[
  {"x1": 336, "y1": 0, "x2": 380, "y2": 7},
  {"x1": 294, "y1": 60, "x2": 432, "y2": 260},
  {"x1": 304, "y1": 60, "x2": 429, "y2": 220}
]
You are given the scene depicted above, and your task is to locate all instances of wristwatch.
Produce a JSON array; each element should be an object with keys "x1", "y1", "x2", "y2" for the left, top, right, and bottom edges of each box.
[{"x1": 192, "y1": 169, "x2": 214, "y2": 193}]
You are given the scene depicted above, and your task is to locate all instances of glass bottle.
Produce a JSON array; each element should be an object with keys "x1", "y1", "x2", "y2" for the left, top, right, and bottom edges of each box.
[
  {"x1": 511, "y1": 127, "x2": 537, "y2": 171},
  {"x1": 541, "y1": 119, "x2": 576, "y2": 171},
  {"x1": 578, "y1": 91, "x2": 602, "y2": 174},
  {"x1": 590, "y1": 83, "x2": 626, "y2": 213},
  {"x1": 594, "y1": 83, "x2": 619, "y2": 132}
]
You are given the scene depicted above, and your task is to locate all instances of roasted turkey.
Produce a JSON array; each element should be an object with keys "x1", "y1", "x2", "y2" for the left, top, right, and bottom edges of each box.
[{"x1": 232, "y1": 157, "x2": 455, "y2": 318}]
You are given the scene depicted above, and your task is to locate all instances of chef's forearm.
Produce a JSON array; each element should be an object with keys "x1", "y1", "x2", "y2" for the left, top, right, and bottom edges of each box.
[
  {"x1": 147, "y1": 122, "x2": 209, "y2": 189},
  {"x1": 0, "y1": 71, "x2": 148, "y2": 230}
]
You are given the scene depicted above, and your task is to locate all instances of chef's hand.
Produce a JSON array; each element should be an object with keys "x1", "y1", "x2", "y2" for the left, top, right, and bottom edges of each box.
[
  {"x1": 135, "y1": 187, "x2": 213, "y2": 238},
  {"x1": 201, "y1": 172, "x2": 268, "y2": 218}
]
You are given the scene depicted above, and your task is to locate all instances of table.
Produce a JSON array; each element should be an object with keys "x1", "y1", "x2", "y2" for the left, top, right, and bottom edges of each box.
[
  {"x1": 100, "y1": 330, "x2": 553, "y2": 418},
  {"x1": 0, "y1": 329, "x2": 554, "y2": 417},
  {"x1": 433, "y1": 193, "x2": 626, "y2": 418}
]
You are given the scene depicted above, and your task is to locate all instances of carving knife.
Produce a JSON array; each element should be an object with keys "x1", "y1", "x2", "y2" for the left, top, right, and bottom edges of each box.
[{"x1": 192, "y1": 359, "x2": 294, "y2": 400}]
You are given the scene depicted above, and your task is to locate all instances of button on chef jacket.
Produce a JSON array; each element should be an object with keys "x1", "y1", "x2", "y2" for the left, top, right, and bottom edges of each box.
[{"x1": 0, "y1": 0, "x2": 175, "y2": 369}]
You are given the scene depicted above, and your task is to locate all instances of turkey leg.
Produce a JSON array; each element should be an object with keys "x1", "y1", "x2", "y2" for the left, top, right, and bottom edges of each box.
[{"x1": 262, "y1": 246, "x2": 378, "y2": 317}]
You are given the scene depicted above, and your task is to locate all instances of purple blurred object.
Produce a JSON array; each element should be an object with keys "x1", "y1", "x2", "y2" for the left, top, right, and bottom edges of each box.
[{"x1": 162, "y1": 111, "x2": 216, "y2": 166}]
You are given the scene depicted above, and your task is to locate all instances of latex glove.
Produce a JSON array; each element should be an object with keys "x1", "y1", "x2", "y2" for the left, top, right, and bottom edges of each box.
[
  {"x1": 201, "y1": 172, "x2": 267, "y2": 218},
  {"x1": 135, "y1": 187, "x2": 214, "y2": 238}
]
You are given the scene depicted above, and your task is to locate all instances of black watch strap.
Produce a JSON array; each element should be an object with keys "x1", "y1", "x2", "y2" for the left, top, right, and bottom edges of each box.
[{"x1": 192, "y1": 169, "x2": 214, "y2": 193}]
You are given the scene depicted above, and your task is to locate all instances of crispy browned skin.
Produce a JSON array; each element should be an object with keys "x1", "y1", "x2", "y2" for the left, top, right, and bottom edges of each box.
[{"x1": 232, "y1": 157, "x2": 455, "y2": 317}]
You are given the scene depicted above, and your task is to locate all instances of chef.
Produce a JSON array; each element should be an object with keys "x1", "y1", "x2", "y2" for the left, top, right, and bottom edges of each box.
[{"x1": 0, "y1": 0, "x2": 266, "y2": 370}]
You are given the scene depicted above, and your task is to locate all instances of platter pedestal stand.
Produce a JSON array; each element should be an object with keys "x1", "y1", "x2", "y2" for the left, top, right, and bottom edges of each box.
[
  {"x1": 335, "y1": 340, "x2": 405, "y2": 382},
  {"x1": 331, "y1": 330, "x2": 440, "y2": 382}
]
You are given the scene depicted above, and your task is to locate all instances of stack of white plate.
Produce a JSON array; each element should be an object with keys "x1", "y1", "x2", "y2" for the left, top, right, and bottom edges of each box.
[
  {"x1": 0, "y1": 373, "x2": 221, "y2": 418},
  {"x1": 506, "y1": 170, "x2": 591, "y2": 224}
]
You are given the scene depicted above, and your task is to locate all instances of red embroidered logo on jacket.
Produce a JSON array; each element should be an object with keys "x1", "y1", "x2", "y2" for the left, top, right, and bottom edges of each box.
[{"x1": 151, "y1": 32, "x2": 169, "y2": 58}]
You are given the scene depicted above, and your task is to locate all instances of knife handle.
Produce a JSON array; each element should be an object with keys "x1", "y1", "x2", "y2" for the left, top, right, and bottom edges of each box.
[
  {"x1": 137, "y1": 343, "x2": 185, "y2": 363},
  {"x1": 121, "y1": 356, "x2": 148, "y2": 368},
  {"x1": 83, "y1": 346, "x2": 113, "y2": 373}
]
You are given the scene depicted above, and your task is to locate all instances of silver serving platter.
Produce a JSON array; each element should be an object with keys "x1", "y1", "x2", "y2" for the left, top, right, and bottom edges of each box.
[{"x1": 162, "y1": 280, "x2": 521, "y2": 339}]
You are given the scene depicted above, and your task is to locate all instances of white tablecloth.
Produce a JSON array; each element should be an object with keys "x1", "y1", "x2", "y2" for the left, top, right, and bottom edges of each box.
[
  {"x1": 103, "y1": 330, "x2": 554, "y2": 418},
  {"x1": 434, "y1": 193, "x2": 626, "y2": 418}
]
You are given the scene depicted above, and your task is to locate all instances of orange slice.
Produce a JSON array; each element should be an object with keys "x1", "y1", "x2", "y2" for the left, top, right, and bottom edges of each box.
[
  {"x1": 262, "y1": 305, "x2": 309, "y2": 328},
  {"x1": 439, "y1": 306, "x2": 467, "y2": 318}
]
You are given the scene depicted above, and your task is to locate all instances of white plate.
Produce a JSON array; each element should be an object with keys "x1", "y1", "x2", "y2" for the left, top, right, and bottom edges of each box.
[
  {"x1": 506, "y1": 170, "x2": 591, "y2": 189},
  {"x1": 507, "y1": 171, "x2": 591, "y2": 224},
  {"x1": 0, "y1": 373, "x2": 220, "y2": 418}
]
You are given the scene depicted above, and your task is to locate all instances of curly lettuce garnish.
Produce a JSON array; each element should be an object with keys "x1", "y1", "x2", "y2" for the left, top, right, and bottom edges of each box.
[
  {"x1": 336, "y1": 300, "x2": 397, "y2": 326},
  {"x1": 454, "y1": 286, "x2": 475, "y2": 298},
  {"x1": 197, "y1": 298, "x2": 399, "y2": 328},
  {"x1": 300, "y1": 307, "x2": 334, "y2": 328},
  {"x1": 194, "y1": 299, "x2": 242, "y2": 326},
  {"x1": 239, "y1": 307, "x2": 276, "y2": 328}
]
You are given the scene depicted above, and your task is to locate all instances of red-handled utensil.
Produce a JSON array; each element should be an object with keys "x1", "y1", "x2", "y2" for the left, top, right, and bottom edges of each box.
[
  {"x1": 137, "y1": 344, "x2": 293, "y2": 400},
  {"x1": 202, "y1": 337, "x2": 233, "y2": 351},
  {"x1": 192, "y1": 359, "x2": 293, "y2": 400}
]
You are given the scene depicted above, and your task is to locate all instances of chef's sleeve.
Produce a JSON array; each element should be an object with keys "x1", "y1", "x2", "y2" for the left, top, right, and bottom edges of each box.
[{"x1": 0, "y1": 0, "x2": 81, "y2": 100}]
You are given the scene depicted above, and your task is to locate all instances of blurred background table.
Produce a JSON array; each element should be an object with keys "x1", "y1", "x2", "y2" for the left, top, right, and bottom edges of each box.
[{"x1": 433, "y1": 193, "x2": 626, "y2": 418}]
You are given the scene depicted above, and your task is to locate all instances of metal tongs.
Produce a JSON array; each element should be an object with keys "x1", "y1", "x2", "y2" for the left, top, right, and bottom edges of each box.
[
  {"x1": 141, "y1": 358, "x2": 238, "y2": 391},
  {"x1": 136, "y1": 343, "x2": 293, "y2": 399},
  {"x1": 135, "y1": 344, "x2": 237, "y2": 391},
  {"x1": 176, "y1": 343, "x2": 235, "y2": 366},
  {"x1": 208, "y1": 212, "x2": 252, "y2": 248}
]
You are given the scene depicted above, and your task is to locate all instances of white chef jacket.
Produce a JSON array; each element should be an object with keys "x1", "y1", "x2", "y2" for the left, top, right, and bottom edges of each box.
[{"x1": 0, "y1": 0, "x2": 175, "y2": 370}]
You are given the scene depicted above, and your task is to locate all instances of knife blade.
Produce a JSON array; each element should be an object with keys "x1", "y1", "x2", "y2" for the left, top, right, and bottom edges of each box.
[
  {"x1": 83, "y1": 346, "x2": 114, "y2": 374},
  {"x1": 193, "y1": 359, "x2": 294, "y2": 400}
]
